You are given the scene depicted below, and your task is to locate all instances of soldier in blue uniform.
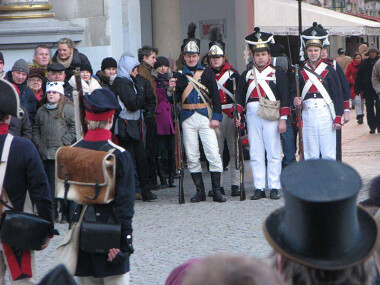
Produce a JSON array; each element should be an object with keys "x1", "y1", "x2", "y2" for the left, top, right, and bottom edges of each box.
[
  {"x1": 237, "y1": 28, "x2": 290, "y2": 200},
  {"x1": 0, "y1": 78, "x2": 54, "y2": 284},
  {"x1": 294, "y1": 22, "x2": 344, "y2": 160},
  {"x1": 169, "y1": 23, "x2": 226, "y2": 203},
  {"x1": 71, "y1": 88, "x2": 135, "y2": 284}
]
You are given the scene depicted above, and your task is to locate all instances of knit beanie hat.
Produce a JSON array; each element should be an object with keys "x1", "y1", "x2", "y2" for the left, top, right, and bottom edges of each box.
[
  {"x1": 0, "y1": 52, "x2": 3, "y2": 63},
  {"x1": 79, "y1": 62, "x2": 93, "y2": 74},
  {"x1": 154, "y1": 56, "x2": 170, "y2": 69},
  {"x1": 46, "y1": 81, "x2": 64, "y2": 95},
  {"x1": 12, "y1": 59, "x2": 29, "y2": 74},
  {"x1": 101, "y1": 57, "x2": 117, "y2": 71}
]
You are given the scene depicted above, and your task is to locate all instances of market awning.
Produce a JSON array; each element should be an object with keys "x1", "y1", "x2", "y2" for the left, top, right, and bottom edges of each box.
[{"x1": 255, "y1": 0, "x2": 380, "y2": 36}]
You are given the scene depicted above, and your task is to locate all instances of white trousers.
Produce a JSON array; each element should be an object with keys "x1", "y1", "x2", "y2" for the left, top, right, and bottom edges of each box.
[
  {"x1": 302, "y1": 99, "x2": 336, "y2": 160},
  {"x1": 354, "y1": 95, "x2": 364, "y2": 116},
  {"x1": 0, "y1": 247, "x2": 36, "y2": 285},
  {"x1": 216, "y1": 113, "x2": 240, "y2": 186},
  {"x1": 182, "y1": 112, "x2": 223, "y2": 173},
  {"x1": 246, "y1": 102, "x2": 282, "y2": 189},
  {"x1": 75, "y1": 272, "x2": 130, "y2": 285}
]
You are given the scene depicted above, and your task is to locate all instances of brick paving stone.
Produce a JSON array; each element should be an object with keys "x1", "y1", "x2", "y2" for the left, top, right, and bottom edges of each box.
[{"x1": 18, "y1": 110, "x2": 379, "y2": 285}]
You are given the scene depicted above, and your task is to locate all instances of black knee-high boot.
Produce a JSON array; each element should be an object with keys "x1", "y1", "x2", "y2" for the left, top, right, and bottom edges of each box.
[
  {"x1": 190, "y1": 172, "x2": 206, "y2": 203},
  {"x1": 210, "y1": 172, "x2": 226, "y2": 203}
]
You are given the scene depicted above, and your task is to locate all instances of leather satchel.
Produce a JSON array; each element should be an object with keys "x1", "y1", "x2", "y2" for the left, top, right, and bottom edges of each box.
[
  {"x1": 80, "y1": 221, "x2": 121, "y2": 253},
  {"x1": 254, "y1": 68, "x2": 280, "y2": 121},
  {"x1": 54, "y1": 205, "x2": 87, "y2": 275},
  {"x1": 0, "y1": 210, "x2": 51, "y2": 250},
  {"x1": 55, "y1": 146, "x2": 116, "y2": 205}
]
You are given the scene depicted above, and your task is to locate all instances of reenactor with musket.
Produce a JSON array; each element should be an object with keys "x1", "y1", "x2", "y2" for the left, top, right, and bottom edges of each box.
[
  {"x1": 207, "y1": 27, "x2": 243, "y2": 198},
  {"x1": 236, "y1": 28, "x2": 290, "y2": 201},
  {"x1": 169, "y1": 23, "x2": 226, "y2": 203},
  {"x1": 318, "y1": 24, "x2": 351, "y2": 161},
  {"x1": 294, "y1": 22, "x2": 344, "y2": 160}
]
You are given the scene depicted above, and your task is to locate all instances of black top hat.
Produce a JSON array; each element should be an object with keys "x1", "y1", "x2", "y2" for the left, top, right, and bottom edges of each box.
[
  {"x1": 182, "y1": 23, "x2": 200, "y2": 54},
  {"x1": 245, "y1": 27, "x2": 274, "y2": 53},
  {"x1": 208, "y1": 26, "x2": 225, "y2": 58},
  {"x1": 0, "y1": 78, "x2": 23, "y2": 119},
  {"x1": 264, "y1": 160, "x2": 378, "y2": 270}
]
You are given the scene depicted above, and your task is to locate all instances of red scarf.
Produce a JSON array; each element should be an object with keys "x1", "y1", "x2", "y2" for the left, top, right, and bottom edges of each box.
[{"x1": 34, "y1": 90, "x2": 44, "y2": 101}]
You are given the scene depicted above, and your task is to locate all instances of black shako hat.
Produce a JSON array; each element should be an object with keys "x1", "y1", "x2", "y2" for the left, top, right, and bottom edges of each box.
[
  {"x1": 264, "y1": 159, "x2": 379, "y2": 270},
  {"x1": 0, "y1": 78, "x2": 23, "y2": 119},
  {"x1": 300, "y1": 22, "x2": 329, "y2": 60},
  {"x1": 83, "y1": 88, "x2": 119, "y2": 121},
  {"x1": 245, "y1": 27, "x2": 274, "y2": 53},
  {"x1": 208, "y1": 26, "x2": 225, "y2": 58},
  {"x1": 182, "y1": 22, "x2": 200, "y2": 54}
]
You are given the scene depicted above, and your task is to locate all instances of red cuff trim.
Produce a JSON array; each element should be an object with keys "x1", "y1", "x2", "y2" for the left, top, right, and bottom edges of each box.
[
  {"x1": 280, "y1": 107, "x2": 290, "y2": 117},
  {"x1": 334, "y1": 116, "x2": 342, "y2": 124},
  {"x1": 344, "y1": 101, "x2": 350, "y2": 110},
  {"x1": 85, "y1": 110, "x2": 114, "y2": 121},
  {"x1": 0, "y1": 123, "x2": 9, "y2": 135},
  {"x1": 237, "y1": 104, "x2": 243, "y2": 114}
]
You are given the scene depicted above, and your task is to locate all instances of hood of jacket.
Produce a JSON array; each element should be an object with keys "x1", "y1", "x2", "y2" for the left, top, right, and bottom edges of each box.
[{"x1": 117, "y1": 55, "x2": 140, "y2": 81}]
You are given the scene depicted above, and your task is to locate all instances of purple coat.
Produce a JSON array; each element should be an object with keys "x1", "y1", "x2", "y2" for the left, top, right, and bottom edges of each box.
[{"x1": 155, "y1": 79, "x2": 175, "y2": 135}]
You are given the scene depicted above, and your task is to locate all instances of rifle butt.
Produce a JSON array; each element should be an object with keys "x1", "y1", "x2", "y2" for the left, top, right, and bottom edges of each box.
[{"x1": 178, "y1": 169, "x2": 185, "y2": 204}]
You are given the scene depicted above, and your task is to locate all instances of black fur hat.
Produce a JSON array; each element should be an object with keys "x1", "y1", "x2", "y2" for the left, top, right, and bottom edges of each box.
[
  {"x1": 182, "y1": 23, "x2": 200, "y2": 54},
  {"x1": 208, "y1": 26, "x2": 225, "y2": 58}
]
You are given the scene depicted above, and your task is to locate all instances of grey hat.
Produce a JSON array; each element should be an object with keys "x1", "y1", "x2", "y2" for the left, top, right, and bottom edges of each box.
[
  {"x1": 366, "y1": 45, "x2": 379, "y2": 56},
  {"x1": 12, "y1": 59, "x2": 29, "y2": 74}
]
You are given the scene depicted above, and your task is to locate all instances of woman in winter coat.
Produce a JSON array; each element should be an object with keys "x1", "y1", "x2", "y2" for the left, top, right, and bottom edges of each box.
[
  {"x1": 32, "y1": 82, "x2": 76, "y2": 219},
  {"x1": 153, "y1": 56, "x2": 176, "y2": 188},
  {"x1": 346, "y1": 52, "x2": 364, "y2": 124},
  {"x1": 111, "y1": 53, "x2": 157, "y2": 202},
  {"x1": 96, "y1": 57, "x2": 118, "y2": 88},
  {"x1": 52, "y1": 38, "x2": 91, "y2": 80},
  {"x1": 69, "y1": 62, "x2": 101, "y2": 94}
]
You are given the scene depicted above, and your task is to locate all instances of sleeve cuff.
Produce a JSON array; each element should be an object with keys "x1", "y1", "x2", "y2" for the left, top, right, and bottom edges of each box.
[
  {"x1": 280, "y1": 115, "x2": 287, "y2": 120},
  {"x1": 334, "y1": 116, "x2": 342, "y2": 124},
  {"x1": 280, "y1": 107, "x2": 291, "y2": 117},
  {"x1": 212, "y1": 112, "x2": 223, "y2": 122},
  {"x1": 344, "y1": 101, "x2": 350, "y2": 110}
]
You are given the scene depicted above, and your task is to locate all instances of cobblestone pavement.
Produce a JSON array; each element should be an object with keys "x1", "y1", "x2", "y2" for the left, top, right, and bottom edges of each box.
[{"x1": 27, "y1": 110, "x2": 380, "y2": 285}]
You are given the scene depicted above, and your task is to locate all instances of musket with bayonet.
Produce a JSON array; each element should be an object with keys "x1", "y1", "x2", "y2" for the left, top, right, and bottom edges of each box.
[
  {"x1": 232, "y1": 76, "x2": 246, "y2": 201},
  {"x1": 295, "y1": 64, "x2": 304, "y2": 161},
  {"x1": 171, "y1": 74, "x2": 185, "y2": 204},
  {"x1": 73, "y1": 67, "x2": 88, "y2": 139}
]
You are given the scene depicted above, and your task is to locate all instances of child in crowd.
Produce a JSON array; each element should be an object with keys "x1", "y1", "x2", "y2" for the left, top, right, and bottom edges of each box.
[{"x1": 32, "y1": 82, "x2": 76, "y2": 220}]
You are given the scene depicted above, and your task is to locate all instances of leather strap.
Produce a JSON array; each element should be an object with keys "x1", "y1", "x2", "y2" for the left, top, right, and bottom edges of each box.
[
  {"x1": 0, "y1": 134, "x2": 13, "y2": 197},
  {"x1": 182, "y1": 103, "x2": 207, "y2": 110},
  {"x1": 181, "y1": 70, "x2": 204, "y2": 104},
  {"x1": 246, "y1": 67, "x2": 276, "y2": 103}
]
